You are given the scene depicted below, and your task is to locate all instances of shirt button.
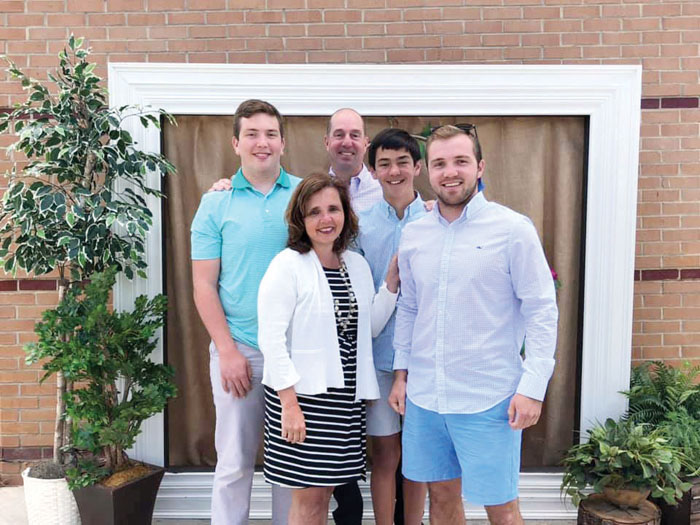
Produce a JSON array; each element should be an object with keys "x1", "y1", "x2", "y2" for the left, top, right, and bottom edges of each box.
[{"x1": 265, "y1": 209, "x2": 269, "y2": 213}]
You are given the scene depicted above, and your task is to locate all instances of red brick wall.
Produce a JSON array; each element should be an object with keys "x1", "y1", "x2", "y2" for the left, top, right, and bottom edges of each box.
[{"x1": 1, "y1": 1, "x2": 699, "y2": 484}]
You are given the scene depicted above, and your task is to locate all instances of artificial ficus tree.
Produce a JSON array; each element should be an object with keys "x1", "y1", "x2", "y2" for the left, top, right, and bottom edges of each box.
[
  {"x1": 27, "y1": 269, "x2": 177, "y2": 488},
  {"x1": 0, "y1": 36, "x2": 176, "y2": 464}
]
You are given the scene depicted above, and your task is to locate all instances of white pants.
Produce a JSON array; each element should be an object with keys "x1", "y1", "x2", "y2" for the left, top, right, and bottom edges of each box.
[{"x1": 209, "y1": 341, "x2": 292, "y2": 525}]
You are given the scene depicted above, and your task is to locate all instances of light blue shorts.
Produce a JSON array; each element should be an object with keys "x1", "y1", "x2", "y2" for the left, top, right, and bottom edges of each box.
[{"x1": 402, "y1": 396, "x2": 521, "y2": 506}]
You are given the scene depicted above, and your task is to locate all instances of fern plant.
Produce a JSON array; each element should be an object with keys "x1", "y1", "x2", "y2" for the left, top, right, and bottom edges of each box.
[
  {"x1": 623, "y1": 361, "x2": 700, "y2": 425},
  {"x1": 659, "y1": 410, "x2": 700, "y2": 478}
]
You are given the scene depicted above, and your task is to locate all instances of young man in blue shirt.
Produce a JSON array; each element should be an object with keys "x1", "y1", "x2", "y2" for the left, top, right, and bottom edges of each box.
[
  {"x1": 191, "y1": 99, "x2": 300, "y2": 525},
  {"x1": 389, "y1": 125, "x2": 558, "y2": 525},
  {"x1": 357, "y1": 128, "x2": 429, "y2": 525}
]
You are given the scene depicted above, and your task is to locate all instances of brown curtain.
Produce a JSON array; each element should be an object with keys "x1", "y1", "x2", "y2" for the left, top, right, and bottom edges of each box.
[{"x1": 163, "y1": 115, "x2": 585, "y2": 468}]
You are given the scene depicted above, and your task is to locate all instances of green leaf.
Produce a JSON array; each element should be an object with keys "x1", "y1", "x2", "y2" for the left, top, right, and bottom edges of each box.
[
  {"x1": 66, "y1": 212, "x2": 76, "y2": 227},
  {"x1": 39, "y1": 194, "x2": 53, "y2": 212}
]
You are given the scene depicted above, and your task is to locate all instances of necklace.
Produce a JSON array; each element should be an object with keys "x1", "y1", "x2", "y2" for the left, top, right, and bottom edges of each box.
[{"x1": 333, "y1": 257, "x2": 358, "y2": 335}]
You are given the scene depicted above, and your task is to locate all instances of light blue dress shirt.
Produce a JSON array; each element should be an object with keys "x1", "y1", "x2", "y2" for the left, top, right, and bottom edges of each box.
[
  {"x1": 190, "y1": 168, "x2": 301, "y2": 349},
  {"x1": 357, "y1": 194, "x2": 426, "y2": 372},
  {"x1": 393, "y1": 191, "x2": 558, "y2": 414}
]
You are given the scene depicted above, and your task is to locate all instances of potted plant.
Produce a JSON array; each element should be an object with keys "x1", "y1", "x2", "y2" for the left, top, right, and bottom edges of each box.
[
  {"x1": 0, "y1": 36, "x2": 175, "y2": 524},
  {"x1": 623, "y1": 361, "x2": 700, "y2": 524},
  {"x1": 27, "y1": 269, "x2": 176, "y2": 524},
  {"x1": 561, "y1": 418, "x2": 691, "y2": 508}
]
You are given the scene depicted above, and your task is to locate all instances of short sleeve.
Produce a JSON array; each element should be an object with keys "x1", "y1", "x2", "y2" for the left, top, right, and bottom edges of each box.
[{"x1": 191, "y1": 194, "x2": 222, "y2": 260}]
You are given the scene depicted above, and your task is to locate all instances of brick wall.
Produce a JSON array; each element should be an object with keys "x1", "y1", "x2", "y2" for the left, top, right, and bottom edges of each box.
[{"x1": 1, "y1": 1, "x2": 699, "y2": 484}]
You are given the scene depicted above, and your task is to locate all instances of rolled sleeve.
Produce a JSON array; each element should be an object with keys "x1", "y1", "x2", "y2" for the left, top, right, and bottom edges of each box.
[
  {"x1": 257, "y1": 255, "x2": 302, "y2": 391},
  {"x1": 509, "y1": 218, "x2": 558, "y2": 402}
]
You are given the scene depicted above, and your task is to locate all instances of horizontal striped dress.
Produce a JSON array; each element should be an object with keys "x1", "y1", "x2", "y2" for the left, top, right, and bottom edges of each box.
[{"x1": 263, "y1": 265, "x2": 367, "y2": 488}]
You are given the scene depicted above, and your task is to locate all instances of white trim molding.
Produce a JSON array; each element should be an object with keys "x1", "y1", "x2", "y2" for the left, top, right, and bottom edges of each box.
[
  {"x1": 108, "y1": 63, "x2": 641, "y2": 520},
  {"x1": 154, "y1": 472, "x2": 578, "y2": 521}
]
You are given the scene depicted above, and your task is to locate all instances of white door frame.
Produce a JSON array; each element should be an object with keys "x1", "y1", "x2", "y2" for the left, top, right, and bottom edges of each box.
[{"x1": 109, "y1": 63, "x2": 641, "y2": 520}]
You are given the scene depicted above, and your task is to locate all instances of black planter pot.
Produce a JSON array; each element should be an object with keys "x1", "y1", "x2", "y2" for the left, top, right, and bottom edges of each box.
[
  {"x1": 653, "y1": 477, "x2": 700, "y2": 525},
  {"x1": 72, "y1": 464, "x2": 165, "y2": 525}
]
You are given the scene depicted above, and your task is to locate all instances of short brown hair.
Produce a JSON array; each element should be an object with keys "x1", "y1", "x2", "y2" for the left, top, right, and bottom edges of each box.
[
  {"x1": 286, "y1": 173, "x2": 358, "y2": 255},
  {"x1": 233, "y1": 99, "x2": 284, "y2": 139},
  {"x1": 426, "y1": 124, "x2": 482, "y2": 164}
]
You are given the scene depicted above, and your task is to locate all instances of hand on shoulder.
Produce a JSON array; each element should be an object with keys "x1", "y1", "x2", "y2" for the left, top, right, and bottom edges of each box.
[{"x1": 207, "y1": 177, "x2": 232, "y2": 192}]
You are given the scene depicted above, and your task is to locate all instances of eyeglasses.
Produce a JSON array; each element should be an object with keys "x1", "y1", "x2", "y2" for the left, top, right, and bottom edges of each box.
[{"x1": 429, "y1": 123, "x2": 478, "y2": 141}]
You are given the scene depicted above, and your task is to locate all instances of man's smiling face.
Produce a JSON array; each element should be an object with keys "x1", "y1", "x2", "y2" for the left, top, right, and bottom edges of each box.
[
  {"x1": 324, "y1": 109, "x2": 368, "y2": 177},
  {"x1": 232, "y1": 112, "x2": 285, "y2": 174},
  {"x1": 371, "y1": 147, "x2": 420, "y2": 201},
  {"x1": 427, "y1": 134, "x2": 484, "y2": 211}
]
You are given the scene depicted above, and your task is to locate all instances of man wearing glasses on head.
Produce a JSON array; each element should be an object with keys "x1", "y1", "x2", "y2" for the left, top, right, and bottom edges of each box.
[{"x1": 388, "y1": 124, "x2": 558, "y2": 525}]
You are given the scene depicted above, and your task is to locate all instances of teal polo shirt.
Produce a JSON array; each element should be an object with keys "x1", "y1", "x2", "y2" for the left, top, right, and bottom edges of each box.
[{"x1": 190, "y1": 168, "x2": 301, "y2": 350}]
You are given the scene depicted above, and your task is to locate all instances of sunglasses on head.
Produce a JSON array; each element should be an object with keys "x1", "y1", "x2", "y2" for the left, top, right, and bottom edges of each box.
[{"x1": 430, "y1": 123, "x2": 478, "y2": 140}]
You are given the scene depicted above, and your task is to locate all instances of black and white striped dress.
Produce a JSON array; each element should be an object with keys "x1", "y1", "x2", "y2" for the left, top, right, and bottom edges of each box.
[{"x1": 263, "y1": 266, "x2": 367, "y2": 488}]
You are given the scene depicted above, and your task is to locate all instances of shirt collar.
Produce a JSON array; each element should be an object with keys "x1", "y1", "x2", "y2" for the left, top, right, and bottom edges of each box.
[
  {"x1": 231, "y1": 167, "x2": 291, "y2": 190},
  {"x1": 433, "y1": 191, "x2": 488, "y2": 225},
  {"x1": 329, "y1": 164, "x2": 370, "y2": 188},
  {"x1": 382, "y1": 192, "x2": 425, "y2": 220}
]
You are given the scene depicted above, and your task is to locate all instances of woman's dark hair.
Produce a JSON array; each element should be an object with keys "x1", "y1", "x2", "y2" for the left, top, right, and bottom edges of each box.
[{"x1": 286, "y1": 173, "x2": 358, "y2": 254}]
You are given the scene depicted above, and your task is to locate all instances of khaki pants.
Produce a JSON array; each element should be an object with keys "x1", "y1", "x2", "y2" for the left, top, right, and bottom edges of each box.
[{"x1": 209, "y1": 341, "x2": 292, "y2": 525}]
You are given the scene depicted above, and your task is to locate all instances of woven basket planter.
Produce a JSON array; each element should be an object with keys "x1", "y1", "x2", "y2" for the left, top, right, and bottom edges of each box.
[{"x1": 22, "y1": 468, "x2": 81, "y2": 525}]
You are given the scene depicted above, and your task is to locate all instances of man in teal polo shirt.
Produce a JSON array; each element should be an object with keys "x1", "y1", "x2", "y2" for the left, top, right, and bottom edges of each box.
[{"x1": 191, "y1": 99, "x2": 300, "y2": 525}]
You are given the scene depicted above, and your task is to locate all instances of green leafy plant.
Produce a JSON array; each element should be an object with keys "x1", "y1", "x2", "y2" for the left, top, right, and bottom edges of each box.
[
  {"x1": 0, "y1": 35, "x2": 176, "y2": 464},
  {"x1": 658, "y1": 410, "x2": 700, "y2": 478},
  {"x1": 26, "y1": 269, "x2": 177, "y2": 489},
  {"x1": 561, "y1": 418, "x2": 691, "y2": 507},
  {"x1": 623, "y1": 361, "x2": 700, "y2": 425},
  {"x1": 622, "y1": 361, "x2": 700, "y2": 482}
]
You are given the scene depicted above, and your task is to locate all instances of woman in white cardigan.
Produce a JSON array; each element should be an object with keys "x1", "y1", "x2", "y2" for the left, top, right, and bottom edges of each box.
[{"x1": 257, "y1": 173, "x2": 399, "y2": 525}]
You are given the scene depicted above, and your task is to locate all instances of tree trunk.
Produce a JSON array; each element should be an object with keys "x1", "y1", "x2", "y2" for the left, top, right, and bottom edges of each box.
[
  {"x1": 53, "y1": 280, "x2": 68, "y2": 464},
  {"x1": 53, "y1": 371, "x2": 66, "y2": 464},
  {"x1": 578, "y1": 494, "x2": 661, "y2": 525}
]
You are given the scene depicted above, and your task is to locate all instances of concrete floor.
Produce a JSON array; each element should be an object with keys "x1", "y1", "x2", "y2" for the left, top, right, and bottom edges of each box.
[{"x1": 0, "y1": 486, "x2": 575, "y2": 524}]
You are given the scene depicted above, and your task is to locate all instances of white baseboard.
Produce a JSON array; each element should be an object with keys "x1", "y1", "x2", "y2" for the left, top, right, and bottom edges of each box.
[{"x1": 153, "y1": 471, "x2": 577, "y2": 521}]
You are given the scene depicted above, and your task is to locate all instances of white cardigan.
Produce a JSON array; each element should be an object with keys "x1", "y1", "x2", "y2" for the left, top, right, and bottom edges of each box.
[{"x1": 258, "y1": 248, "x2": 397, "y2": 401}]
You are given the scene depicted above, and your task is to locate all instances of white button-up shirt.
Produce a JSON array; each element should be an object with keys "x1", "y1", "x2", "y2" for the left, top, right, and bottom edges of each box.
[
  {"x1": 330, "y1": 165, "x2": 383, "y2": 213},
  {"x1": 393, "y1": 192, "x2": 558, "y2": 414}
]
